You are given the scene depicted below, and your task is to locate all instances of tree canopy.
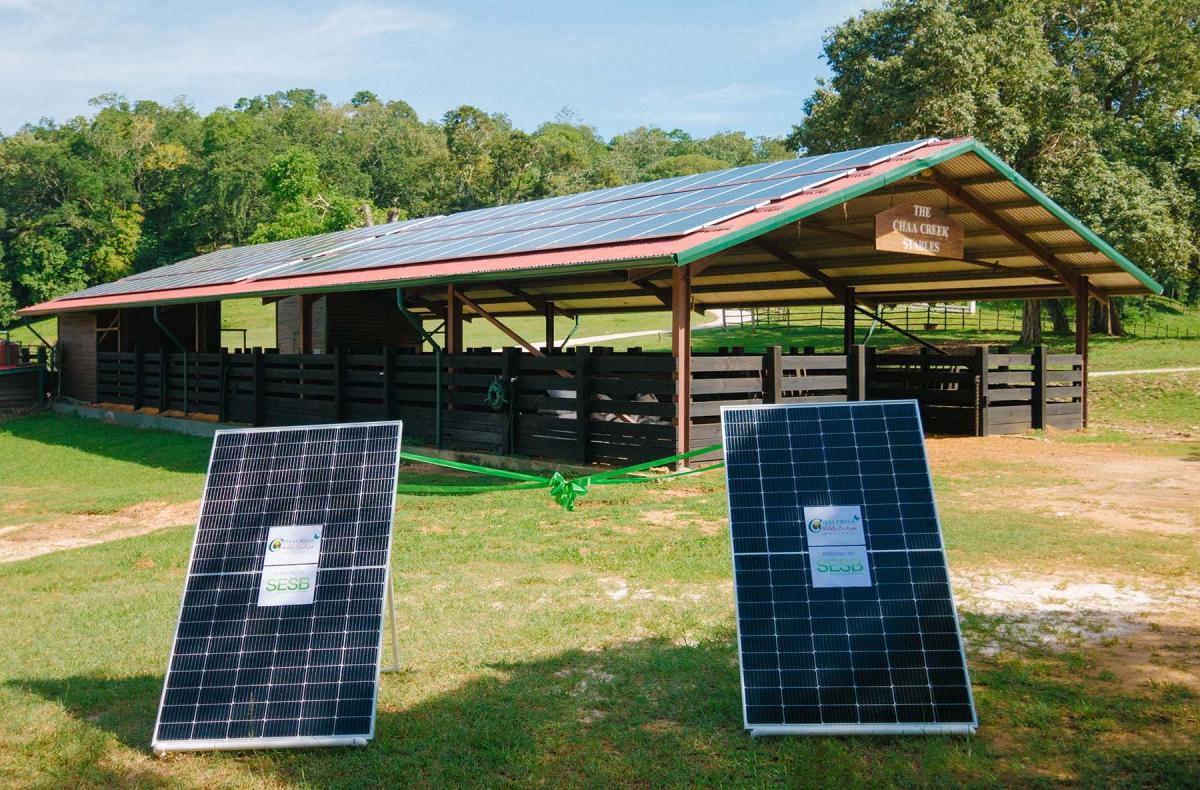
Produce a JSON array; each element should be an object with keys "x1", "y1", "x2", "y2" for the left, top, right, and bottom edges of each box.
[
  {"x1": 0, "y1": 92, "x2": 785, "y2": 325},
  {"x1": 788, "y1": 0, "x2": 1200, "y2": 302},
  {"x1": 3, "y1": 1, "x2": 1198, "y2": 330}
]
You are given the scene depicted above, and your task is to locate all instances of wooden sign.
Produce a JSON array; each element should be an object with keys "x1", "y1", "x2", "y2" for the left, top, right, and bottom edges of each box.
[{"x1": 875, "y1": 203, "x2": 963, "y2": 259}]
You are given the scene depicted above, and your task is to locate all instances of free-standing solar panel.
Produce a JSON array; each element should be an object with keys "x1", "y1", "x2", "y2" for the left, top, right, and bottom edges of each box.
[
  {"x1": 152, "y1": 421, "x2": 403, "y2": 753},
  {"x1": 721, "y1": 400, "x2": 976, "y2": 735}
]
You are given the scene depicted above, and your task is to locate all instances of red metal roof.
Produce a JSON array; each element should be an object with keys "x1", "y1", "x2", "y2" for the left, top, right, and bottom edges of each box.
[{"x1": 19, "y1": 139, "x2": 967, "y2": 315}]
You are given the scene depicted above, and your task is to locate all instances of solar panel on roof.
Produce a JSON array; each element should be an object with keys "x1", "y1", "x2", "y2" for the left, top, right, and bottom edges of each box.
[
  {"x1": 56, "y1": 138, "x2": 937, "y2": 302},
  {"x1": 65, "y1": 218, "x2": 439, "y2": 300},
  {"x1": 152, "y1": 421, "x2": 403, "y2": 753},
  {"x1": 721, "y1": 400, "x2": 976, "y2": 735}
]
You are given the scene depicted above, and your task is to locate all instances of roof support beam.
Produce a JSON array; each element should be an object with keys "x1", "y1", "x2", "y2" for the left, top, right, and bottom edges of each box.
[
  {"x1": 451, "y1": 289, "x2": 545, "y2": 357},
  {"x1": 491, "y1": 283, "x2": 577, "y2": 320},
  {"x1": 800, "y1": 221, "x2": 1064, "y2": 277},
  {"x1": 620, "y1": 272, "x2": 706, "y2": 316},
  {"x1": 752, "y1": 237, "x2": 876, "y2": 309},
  {"x1": 929, "y1": 170, "x2": 1092, "y2": 299}
]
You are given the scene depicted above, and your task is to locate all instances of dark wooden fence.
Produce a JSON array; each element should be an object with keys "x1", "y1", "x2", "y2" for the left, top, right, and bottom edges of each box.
[
  {"x1": 94, "y1": 343, "x2": 1082, "y2": 463},
  {"x1": 865, "y1": 346, "x2": 1083, "y2": 435},
  {"x1": 689, "y1": 347, "x2": 862, "y2": 455}
]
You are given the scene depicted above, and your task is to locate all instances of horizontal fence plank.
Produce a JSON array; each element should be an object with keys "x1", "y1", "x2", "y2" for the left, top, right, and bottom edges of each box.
[
  {"x1": 780, "y1": 355, "x2": 848, "y2": 371},
  {"x1": 780, "y1": 375, "x2": 846, "y2": 391}
]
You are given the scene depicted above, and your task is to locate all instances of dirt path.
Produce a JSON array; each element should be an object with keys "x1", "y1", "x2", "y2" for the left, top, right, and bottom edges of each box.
[
  {"x1": 0, "y1": 500, "x2": 198, "y2": 563},
  {"x1": 929, "y1": 434, "x2": 1197, "y2": 536},
  {"x1": 1091, "y1": 366, "x2": 1200, "y2": 377},
  {"x1": 929, "y1": 434, "x2": 1200, "y2": 687}
]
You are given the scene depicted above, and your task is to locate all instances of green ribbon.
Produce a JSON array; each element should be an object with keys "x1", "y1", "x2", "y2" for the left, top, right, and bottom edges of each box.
[{"x1": 395, "y1": 443, "x2": 723, "y2": 510}]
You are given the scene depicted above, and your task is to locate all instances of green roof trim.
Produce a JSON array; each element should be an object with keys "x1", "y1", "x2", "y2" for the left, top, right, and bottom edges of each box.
[{"x1": 674, "y1": 138, "x2": 1163, "y2": 296}]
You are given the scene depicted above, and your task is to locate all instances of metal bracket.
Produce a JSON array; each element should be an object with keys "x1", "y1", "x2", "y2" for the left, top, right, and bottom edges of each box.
[{"x1": 381, "y1": 574, "x2": 402, "y2": 673}]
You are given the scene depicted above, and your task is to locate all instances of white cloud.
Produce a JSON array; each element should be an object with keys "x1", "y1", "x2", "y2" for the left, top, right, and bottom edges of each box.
[
  {"x1": 0, "y1": 1, "x2": 456, "y2": 127},
  {"x1": 314, "y1": 3, "x2": 453, "y2": 43},
  {"x1": 630, "y1": 82, "x2": 793, "y2": 126}
]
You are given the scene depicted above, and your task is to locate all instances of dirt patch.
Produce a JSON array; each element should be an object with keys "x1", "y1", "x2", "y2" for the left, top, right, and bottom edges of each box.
[
  {"x1": 0, "y1": 500, "x2": 198, "y2": 563},
  {"x1": 929, "y1": 435, "x2": 1198, "y2": 537},
  {"x1": 955, "y1": 568, "x2": 1200, "y2": 689},
  {"x1": 635, "y1": 509, "x2": 723, "y2": 535}
]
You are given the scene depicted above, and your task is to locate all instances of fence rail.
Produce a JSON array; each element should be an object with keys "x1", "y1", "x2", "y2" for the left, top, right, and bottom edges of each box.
[
  {"x1": 746, "y1": 304, "x2": 1196, "y2": 340},
  {"x1": 94, "y1": 342, "x2": 1084, "y2": 464}
]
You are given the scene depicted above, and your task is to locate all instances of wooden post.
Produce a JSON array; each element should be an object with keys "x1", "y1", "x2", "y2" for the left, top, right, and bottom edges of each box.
[
  {"x1": 382, "y1": 346, "x2": 395, "y2": 419},
  {"x1": 842, "y1": 287, "x2": 856, "y2": 355},
  {"x1": 763, "y1": 345, "x2": 783, "y2": 404},
  {"x1": 445, "y1": 285, "x2": 464, "y2": 355},
  {"x1": 575, "y1": 346, "x2": 592, "y2": 463},
  {"x1": 974, "y1": 345, "x2": 990, "y2": 436},
  {"x1": 182, "y1": 351, "x2": 190, "y2": 416},
  {"x1": 252, "y1": 347, "x2": 264, "y2": 426},
  {"x1": 1075, "y1": 276, "x2": 1089, "y2": 427},
  {"x1": 133, "y1": 347, "x2": 143, "y2": 410},
  {"x1": 159, "y1": 347, "x2": 168, "y2": 412},
  {"x1": 672, "y1": 266, "x2": 692, "y2": 460},
  {"x1": 849, "y1": 344, "x2": 867, "y2": 401},
  {"x1": 502, "y1": 346, "x2": 519, "y2": 454},
  {"x1": 217, "y1": 349, "x2": 229, "y2": 423},
  {"x1": 863, "y1": 346, "x2": 875, "y2": 400},
  {"x1": 544, "y1": 302, "x2": 555, "y2": 354},
  {"x1": 1031, "y1": 344, "x2": 1047, "y2": 430},
  {"x1": 333, "y1": 346, "x2": 345, "y2": 422}
]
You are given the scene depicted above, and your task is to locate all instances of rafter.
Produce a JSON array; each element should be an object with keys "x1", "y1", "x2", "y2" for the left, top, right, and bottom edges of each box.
[
  {"x1": 752, "y1": 238, "x2": 876, "y2": 309},
  {"x1": 798, "y1": 221, "x2": 1067, "y2": 278},
  {"x1": 929, "y1": 170, "x2": 1093, "y2": 299},
  {"x1": 451, "y1": 290, "x2": 545, "y2": 357}
]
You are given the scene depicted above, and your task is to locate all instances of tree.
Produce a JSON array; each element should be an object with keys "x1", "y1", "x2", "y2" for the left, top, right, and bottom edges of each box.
[
  {"x1": 249, "y1": 148, "x2": 361, "y2": 243},
  {"x1": 789, "y1": 0, "x2": 1200, "y2": 309},
  {"x1": 1020, "y1": 301, "x2": 1042, "y2": 345},
  {"x1": 0, "y1": 280, "x2": 15, "y2": 328}
]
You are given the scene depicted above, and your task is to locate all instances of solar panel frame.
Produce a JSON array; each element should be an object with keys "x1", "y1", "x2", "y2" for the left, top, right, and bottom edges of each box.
[
  {"x1": 720, "y1": 400, "x2": 977, "y2": 736},
  {"x1": 151, "y1": 421, "x2": 404, "y2": 753}
]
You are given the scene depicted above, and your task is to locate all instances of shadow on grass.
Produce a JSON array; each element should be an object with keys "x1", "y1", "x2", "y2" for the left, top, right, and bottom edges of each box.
[
  {"x1": 0, "y1": 412, "x2": 209, "y2": 475},
  {"x1": 8, "y1": 632, "x2": 1199, "y2": 786}
]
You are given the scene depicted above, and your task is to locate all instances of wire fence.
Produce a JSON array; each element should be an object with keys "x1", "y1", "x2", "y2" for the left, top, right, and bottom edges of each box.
[{"x1": 745, "y1": 304, "x2": 1197, "y2": 339}]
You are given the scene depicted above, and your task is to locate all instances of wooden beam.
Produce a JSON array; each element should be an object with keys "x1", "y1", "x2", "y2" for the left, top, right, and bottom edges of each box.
[
  {"x1": 452, "y1": 289, "x2": 545, "y2": 357},
  {"x1": 842, "y1": 287, "x2": 856, "y2": 355},
  {"x1": 445, "y1": 284, "x2": 463, "y2": 354},
  {"x1": 752, "y1": 237, "x2": 877, "y2": 308},
  {"x1": 930, "y1": 170, "x2": 1084, "y2": 297},
  {"x1": 620, "y1": 272, "x2": 706, "y2": 316},
  {"x1": 544, "y1": 301, "x2": 555, "y2": 355},
  {"x1": 672, "y1": 266, "x2": 691, "y2": 461},
  {"x1": 492, "y1": 283, "x2": 576, "y2": 320},
  {"x1": 800, "y1": 222, "x2": 1067, "y2": 278},
  {"x1": 1076, "y1": 275, "x2": 1089, "y2": 427}
]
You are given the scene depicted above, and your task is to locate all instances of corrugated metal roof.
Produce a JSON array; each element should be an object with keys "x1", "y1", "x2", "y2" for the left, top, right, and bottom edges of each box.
[{"x1": 19, "y1": 136, "x2": 1162, "y2": 316}]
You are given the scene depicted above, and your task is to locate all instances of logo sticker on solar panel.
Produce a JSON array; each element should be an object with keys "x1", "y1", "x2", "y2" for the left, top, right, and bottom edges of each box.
[{"x1": 721, "y1": 400, "x2": 977, "y2": 736}]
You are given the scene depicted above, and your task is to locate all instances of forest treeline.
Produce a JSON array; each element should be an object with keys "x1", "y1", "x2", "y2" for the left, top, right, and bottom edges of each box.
[{"x1": 1, "y1": 0, "x2": 1197, "y2": 326}]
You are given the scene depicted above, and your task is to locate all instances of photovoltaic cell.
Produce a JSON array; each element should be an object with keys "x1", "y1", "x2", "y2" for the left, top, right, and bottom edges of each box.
[
  {"x1": 721, "y1": 400, "x2": 976, "y2": 735},
  {"x1": 152, "y1": 421, "x2": 403, "y2": 753},
  {"x1": 55, "y1": 139, "x2": 937, "y2": 301}
]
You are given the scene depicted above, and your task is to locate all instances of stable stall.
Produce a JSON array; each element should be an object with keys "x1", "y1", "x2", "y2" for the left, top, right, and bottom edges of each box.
[{"x1": 19, "y1": 137, "x2": 1160, "y2": 463}]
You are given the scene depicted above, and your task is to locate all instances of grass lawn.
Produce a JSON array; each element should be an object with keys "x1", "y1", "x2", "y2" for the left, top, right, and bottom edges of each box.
[{"x1": 0, "y1": 374, "x2": 1198, "y2": 786}]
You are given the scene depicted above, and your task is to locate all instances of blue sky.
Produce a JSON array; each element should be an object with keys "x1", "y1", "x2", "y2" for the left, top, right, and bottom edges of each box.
[{"x1": 0, "y1": 0, "x2": 881, "y2": 138}]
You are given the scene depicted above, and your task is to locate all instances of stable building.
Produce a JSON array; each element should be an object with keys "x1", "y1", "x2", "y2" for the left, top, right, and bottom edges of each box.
[{"x1": 20, "y1": 137, "x2": 1161, "y2": 463}]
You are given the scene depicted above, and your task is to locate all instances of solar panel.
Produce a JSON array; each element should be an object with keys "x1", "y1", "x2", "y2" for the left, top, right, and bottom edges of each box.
[
  {"x1": 152, "y1": 421, "x2": 403, "y2": 753},
  {"x1": 53, "y1": 138, "x2": 938, "y2": 302},
  {"x1": 64, "y1": 218, "x2": 438, "y2": 300},
  {"x1": 721, "y1": 400, "x2": 976, "y2": 736}
]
